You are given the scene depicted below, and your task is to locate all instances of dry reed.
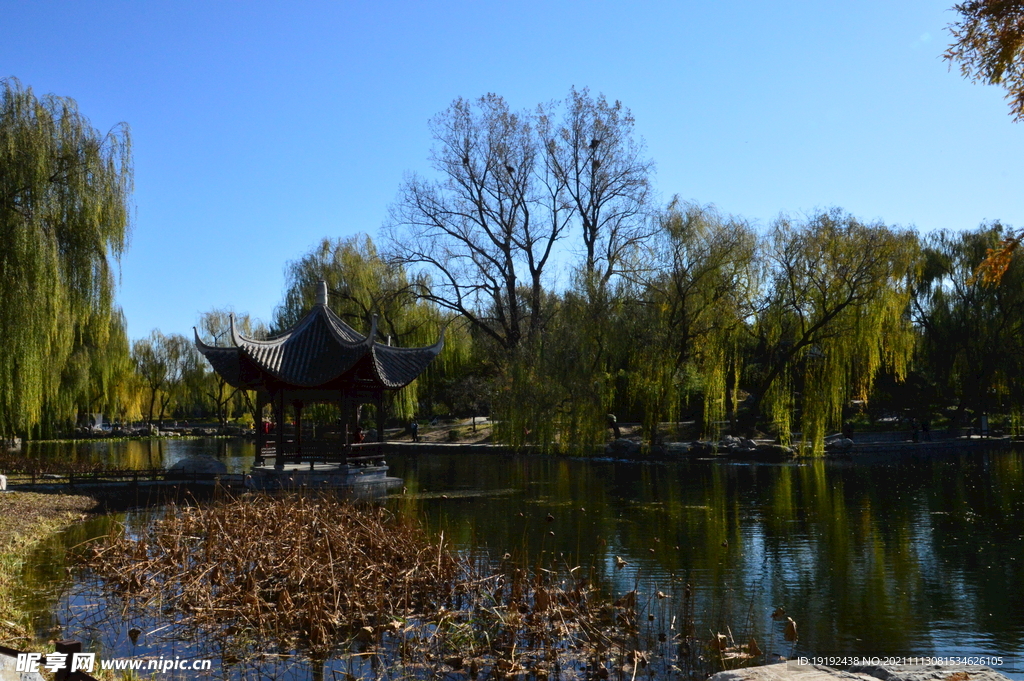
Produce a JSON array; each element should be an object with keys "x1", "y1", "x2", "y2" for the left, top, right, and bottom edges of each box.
[{"x1": 81, "y1": 492, "x2": 768, "y2": 680}]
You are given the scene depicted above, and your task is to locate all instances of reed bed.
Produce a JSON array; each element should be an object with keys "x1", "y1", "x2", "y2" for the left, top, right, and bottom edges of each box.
[{"x1": 80, "y1": 492, "x2": 774, "y2": 680}]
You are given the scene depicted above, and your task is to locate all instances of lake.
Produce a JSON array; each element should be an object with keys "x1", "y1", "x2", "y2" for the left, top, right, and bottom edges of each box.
[{"x1": 15, "y1": 438, "x2": 1024, "y2": 679}]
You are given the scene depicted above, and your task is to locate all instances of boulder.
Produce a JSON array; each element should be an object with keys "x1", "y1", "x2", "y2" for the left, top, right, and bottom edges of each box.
[
  {"x1": 664, "y1": 442, "x2": 691, "y2": 456},
  {"x1": 710, "y1": 662, "x2": 1011, "y2": 681},
  {"x1": 689, "y1": 441, "x2": 718, "y2": 456},
  {"x1": 606, "y1": 438, "x2": 642, "y2": 457},
  {"x1": 0, "y1": 647, "x2": 46, "y2": 680},
  {"x1": 167, "y1": 455, "x2": 227, "y2": 478},
  {"x1": 709, "y1": 663, "x2": 876, "y2": 681},
  {"x1": 854, "y1": 666, "x2": 1010, "y2": 681},
  {"x1": 825, "y1": 437, "x2": 855, "y2": 452},
  {"x1": 753, "y1": 443, "x2": 796, "y2": 460}
]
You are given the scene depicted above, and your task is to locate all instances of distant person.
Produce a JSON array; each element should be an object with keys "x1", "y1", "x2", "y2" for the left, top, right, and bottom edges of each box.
[
  {"x1": 354, "y1": 426, "x2": 365, "y2": 444},
  {"x1": 842, "y1": 422, "x2": 854, "y2": 440},
  {"x1": 410, "y1": 420, "x2": 419, "y2": 442}
]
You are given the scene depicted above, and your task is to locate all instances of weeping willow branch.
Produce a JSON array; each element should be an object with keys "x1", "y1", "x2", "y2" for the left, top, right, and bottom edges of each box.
[{"x1": 0, "y1": 78, "x2": 133, "y2": 438}]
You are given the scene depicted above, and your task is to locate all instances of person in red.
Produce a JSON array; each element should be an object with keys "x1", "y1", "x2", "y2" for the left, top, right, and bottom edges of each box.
[{"x1": 353, "y1": 426, "x2": 365, "y2": 444}]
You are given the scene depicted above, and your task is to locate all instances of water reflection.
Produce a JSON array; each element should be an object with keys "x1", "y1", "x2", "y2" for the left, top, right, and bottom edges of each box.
[
  {"x1": 16, "y1": 441, "x2": 1024, "y2": 678},
  {"x1": 22, "y1": 437, "x2": 255, "y2": 473},
  {"x1": 386, "y1": 452, "x2": 1024, "y2": 670}
]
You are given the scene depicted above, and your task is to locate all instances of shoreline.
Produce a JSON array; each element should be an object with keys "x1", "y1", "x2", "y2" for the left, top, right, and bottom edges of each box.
[{"x1": 0, "y1": 491, "x2": 100, "y2": 649}]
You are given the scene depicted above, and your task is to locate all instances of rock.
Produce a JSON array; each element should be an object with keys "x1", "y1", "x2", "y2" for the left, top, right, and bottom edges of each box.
[
  {"x1": 689, "y1": 441, "x2": 717, "y2": 456},
  {"x1": 606, "y1": 438, "x2": 641, "y2": 457},
  {"x1": 753, "y1": 443, "x2": 796, "y2": 460},
  {"x1": 850, "y1": 665, "x2": 1012, "y2": 681},
  {"x1": 0, "y1": 474, "x2": 6, "y2": 491},
  {"x1": 825, "y1": 437, "x2": 854, "y2": 452},
  {"x1": 708, "y1": 662, "x2": 1012, "y2": 681},
  {"x1": 709, "y1": 663, "x2": 877, "y2": 681},
  {"x1": 664, "y1": 441, "x2": 691, "y2": 456},
  {"x1": 167, "y1": 455, "x2": 227, "y2": 477},
  {"x1": 0, "y1": 647, "x2": 47, "y2": 680}
]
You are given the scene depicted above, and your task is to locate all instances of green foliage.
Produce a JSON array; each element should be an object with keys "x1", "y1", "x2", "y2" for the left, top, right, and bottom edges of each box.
[
  {"x1": 749, "y1": 210, "x2": 918, "y2": 452},
  {"x1": 132, "y1": 331, "x2": 202, "y2": 426},
  {"x1": 0, "y1": 78, "x2": 132, "y2": 438},
  {"x1": 388, "y1": 90, "x2": 655, "y2": 450},
  {"x1": 195, "y1": 309, "x2": 267, "y2": 426},
  {"x1": 912, "y1": 224, "x2": 1024, "y2": 426},
  {"x1": 628, "y1": 200, "x2": 757, "y2": 438},
  {"x1": 274, "y1": 234, "x2": 460, "y2": 420}
]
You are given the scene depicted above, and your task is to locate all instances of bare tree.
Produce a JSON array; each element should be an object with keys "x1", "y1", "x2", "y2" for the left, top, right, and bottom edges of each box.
[
  {"x1": 539, "y1": 87, "x2": 655, "y2": 291},
  {"x1": 385, "y1": 91, "x2": 654, "y2": 354},
  {"x1": 385, "y1": 94, "x2": 569, "y2": 354}
]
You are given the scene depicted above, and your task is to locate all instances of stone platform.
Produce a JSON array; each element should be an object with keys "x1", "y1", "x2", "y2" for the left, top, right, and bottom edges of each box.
[{"x1": 246, "y1": 461, "x2": 402, "y2": 495}]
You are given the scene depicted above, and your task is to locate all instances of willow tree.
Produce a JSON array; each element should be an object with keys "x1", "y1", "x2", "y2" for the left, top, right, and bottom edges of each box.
[
  {"x1": 0, "y1": 78, "x2": 132, "y2": 439},
  {"x1": 43, "y1": 308, "x2": 137, "y2": 434},
  {"x1": 913, "y1": 225, "x2": 1024, "y2": 431},
  {"x1": 748, "y1": 210, "x2": 918, "y2": 452},
  {"x1": 629, "y1": 200, "x2": 758, "y2": 439},
  {"x1": 132, "y1": 331, "x2": 201, "y2": 426},
  {"x1": 274, "y1": 234, "x2": 458, "y2": 421}
]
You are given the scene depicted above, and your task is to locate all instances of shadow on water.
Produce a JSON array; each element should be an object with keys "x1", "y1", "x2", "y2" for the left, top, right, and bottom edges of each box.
[{"x1": 12, "y1": 441, "x2": 1024, "y2": 679}]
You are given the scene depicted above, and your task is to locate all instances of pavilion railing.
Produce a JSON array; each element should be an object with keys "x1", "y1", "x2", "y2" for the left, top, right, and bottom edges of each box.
[{"x1": 257, "y1": 440, "x2": 387, "y2": 468}]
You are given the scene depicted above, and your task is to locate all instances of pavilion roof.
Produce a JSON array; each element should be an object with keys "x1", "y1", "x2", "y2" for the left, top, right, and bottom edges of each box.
[{"x1": 194, "y1": 294, "x2": 443, "y2": 392}]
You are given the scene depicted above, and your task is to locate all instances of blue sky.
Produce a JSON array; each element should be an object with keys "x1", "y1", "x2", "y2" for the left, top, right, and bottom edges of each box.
[{"x1": 3, "y1": 1, "x2": 1021, "y2": 339}]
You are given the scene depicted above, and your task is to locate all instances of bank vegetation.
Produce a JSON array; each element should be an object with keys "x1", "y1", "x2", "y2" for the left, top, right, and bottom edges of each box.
[{"x1": 4, "y1": 80, "x2": 1023, "y2": 454}]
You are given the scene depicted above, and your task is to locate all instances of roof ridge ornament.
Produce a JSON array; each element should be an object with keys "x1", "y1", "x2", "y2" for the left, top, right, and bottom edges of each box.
[
  {"x1": 193, "y1": 326, "x2": 211, "y2": 350},
  {"x1": 229, "y1": 313, "x2": 243, "y2": 347},
  {"x1": 317, "y1": 280, "x2": 329, "y2": 307},
  {"x1": 366, "y1": 313, "x2": 378, "y2": 346},
  {"x1": 432, "y1": 322, "x2": 447, "y2": 353}
]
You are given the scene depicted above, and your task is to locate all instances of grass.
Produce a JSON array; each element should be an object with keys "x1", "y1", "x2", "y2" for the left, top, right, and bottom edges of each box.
[{"x1": 0, "y1": 491, "x2": 99, "y2": 648}]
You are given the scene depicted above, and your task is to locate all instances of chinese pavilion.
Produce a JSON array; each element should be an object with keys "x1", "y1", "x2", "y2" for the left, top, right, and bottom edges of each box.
[{"x1": 194, "y1": 281, "x2": 442, "y2": 469}]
